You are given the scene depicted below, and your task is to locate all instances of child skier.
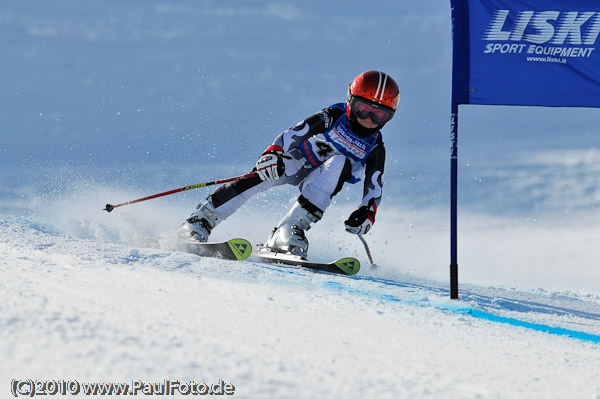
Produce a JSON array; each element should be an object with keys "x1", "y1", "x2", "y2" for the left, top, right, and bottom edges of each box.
[{"x1": 178, "y1": 70, "x2": 400, "y2": 259}]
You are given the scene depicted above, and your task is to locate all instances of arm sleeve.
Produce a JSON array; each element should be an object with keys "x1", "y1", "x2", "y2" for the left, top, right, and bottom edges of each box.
[
  {"x1": 361, "y1": 136, "x2": 385, "y2": 209},
  {"x1": 270, "y1": 106, "x2": 344, "y2": 152}
]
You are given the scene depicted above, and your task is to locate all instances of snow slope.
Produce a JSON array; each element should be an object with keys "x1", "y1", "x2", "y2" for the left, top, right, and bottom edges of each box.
[
  {"x1": 2, "y1": 212, "x2": 600, "y2": 398},
  {"x1": 2, "y1": 1, "x2": 600, "y2": 398}
]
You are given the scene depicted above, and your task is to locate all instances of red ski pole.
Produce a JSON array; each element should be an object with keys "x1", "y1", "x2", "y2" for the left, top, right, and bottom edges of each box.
[{"x1": 103, "y1": 172, "x2": 257, "y2": 212}]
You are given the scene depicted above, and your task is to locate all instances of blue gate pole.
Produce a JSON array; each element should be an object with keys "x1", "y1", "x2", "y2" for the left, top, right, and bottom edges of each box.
[{"x1": 450, "y1": 103, "x2": 459, "y2": 299}]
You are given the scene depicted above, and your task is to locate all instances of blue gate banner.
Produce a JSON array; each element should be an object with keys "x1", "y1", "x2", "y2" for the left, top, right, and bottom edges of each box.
[{"x1": 451, "y1": 0, "x2": 600, "y2": 107}]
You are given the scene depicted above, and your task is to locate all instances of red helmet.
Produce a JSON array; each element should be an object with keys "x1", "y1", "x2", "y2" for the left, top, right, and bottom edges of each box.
[{"x1": 346, "y1": 70, "x2": 399, "y2": 125}]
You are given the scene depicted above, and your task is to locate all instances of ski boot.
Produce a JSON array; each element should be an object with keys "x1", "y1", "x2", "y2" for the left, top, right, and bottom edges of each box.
[
  {"x1": 263, "y1": 196, "x2": 322, "y2": 259},
  {"x1": 177, "y1": 198, "x2": 223, "y2": 242}
]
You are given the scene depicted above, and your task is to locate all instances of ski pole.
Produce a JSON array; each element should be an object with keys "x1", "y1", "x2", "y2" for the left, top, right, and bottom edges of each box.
[
  {"x1": 103, "y1": 172, "x2": 257, "y2": 213},
  {"x1": 357, "y1": 234, "x2": 378, "y2": 269}
]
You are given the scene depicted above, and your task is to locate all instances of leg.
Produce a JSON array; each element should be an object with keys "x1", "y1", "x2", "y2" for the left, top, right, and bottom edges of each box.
[
  {"x1": 178, "y1": 174, "x2": 276, "y2": 241},
  {"x1": 299, "y1": 155, "x2": 353, "y2": 211},
  {"x1": 264, "y1": 156, "x2": 353, "y2": 257}
]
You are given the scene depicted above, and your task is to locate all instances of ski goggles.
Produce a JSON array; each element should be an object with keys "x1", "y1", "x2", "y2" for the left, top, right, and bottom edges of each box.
[{"x1": 349, "y1": 96, "x2": 395, "y2": 125}]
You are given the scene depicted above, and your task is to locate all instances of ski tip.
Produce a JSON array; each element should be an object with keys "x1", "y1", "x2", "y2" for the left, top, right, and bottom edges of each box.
[
  {"x1": 227, "y1": 238, "x2": 252, "y2": 260},
  {"x1": 334, "y1": 257, "x2": 360, "y2": 275}
]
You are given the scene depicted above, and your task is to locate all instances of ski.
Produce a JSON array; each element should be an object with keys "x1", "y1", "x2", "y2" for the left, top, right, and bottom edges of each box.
[
  {"x1": 181, "y1": 238, "x2": 252, "y2": 261},
  {"x1": 256, "y1": 249, "x2": 360, "y2": 276}
]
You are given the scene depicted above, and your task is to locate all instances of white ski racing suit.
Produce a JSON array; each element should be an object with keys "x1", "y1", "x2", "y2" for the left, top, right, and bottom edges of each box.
[{"x1": 209, "y1": 102, "x2": 386, "y2": 221}]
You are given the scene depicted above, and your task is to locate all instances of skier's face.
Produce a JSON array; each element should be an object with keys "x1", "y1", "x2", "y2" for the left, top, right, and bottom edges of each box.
[
  {"x1": 348, "y1": 96, "x2": 394, "y2": 127},
  {"x1": 356, "y1": 115, "x2": 379, "y2": 129}
]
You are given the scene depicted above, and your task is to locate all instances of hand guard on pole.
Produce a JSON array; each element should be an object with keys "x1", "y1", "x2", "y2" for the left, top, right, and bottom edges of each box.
[
  {"x1": 344, "y1": 201, "x2": 377, "y2": 235},
  {"x1": 256, "y1": 145, "x2": 285, "y2": 182}
]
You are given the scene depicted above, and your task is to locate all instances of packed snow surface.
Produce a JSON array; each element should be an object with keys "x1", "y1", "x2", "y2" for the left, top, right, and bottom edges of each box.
[{"x1": 2, "y1": 199, "x2": 600, "y2": 398}]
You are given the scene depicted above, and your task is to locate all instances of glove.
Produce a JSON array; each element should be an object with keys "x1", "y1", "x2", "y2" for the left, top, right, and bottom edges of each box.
[
  {"x1": 256, "y1": 145, "x2": 285, "y2": 182},
  {"x1": 344, "y1": 202, "x2": 377, "y2": 235}
]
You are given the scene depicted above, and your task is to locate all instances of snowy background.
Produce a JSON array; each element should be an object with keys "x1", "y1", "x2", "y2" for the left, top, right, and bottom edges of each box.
[{"x1": 1, "y1": 1, "x2": 600, "y2": 398}]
